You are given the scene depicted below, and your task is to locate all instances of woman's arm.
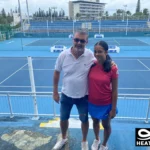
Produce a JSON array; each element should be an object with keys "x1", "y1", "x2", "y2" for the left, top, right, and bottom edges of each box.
[{"x1": 109, "y1": 78, "x2": 118, "y2": 118}]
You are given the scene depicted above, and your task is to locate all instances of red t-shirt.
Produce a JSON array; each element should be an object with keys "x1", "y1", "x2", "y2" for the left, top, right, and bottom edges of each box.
[{"x1": 88, "y1": 62, "x2": 118, "y2": 105}]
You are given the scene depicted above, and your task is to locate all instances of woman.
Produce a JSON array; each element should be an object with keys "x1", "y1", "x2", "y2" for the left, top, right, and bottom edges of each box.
[{"x1": 88, "y1": 41, "x2": 118, "y2": 150}]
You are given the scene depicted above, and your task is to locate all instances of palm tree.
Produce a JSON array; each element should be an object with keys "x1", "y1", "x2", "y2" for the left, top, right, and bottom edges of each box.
[
  {"x1": 126, "y1": 11, "x2": 131, "y2": 16},
  {"x1": 76, "y1": 13, "x2": 81, "y2": 20}
]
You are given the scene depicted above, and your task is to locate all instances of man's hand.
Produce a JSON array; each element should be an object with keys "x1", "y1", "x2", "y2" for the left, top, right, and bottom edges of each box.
[{"x1": 53, "y1": 92, "x2": 60, "y2": 103}]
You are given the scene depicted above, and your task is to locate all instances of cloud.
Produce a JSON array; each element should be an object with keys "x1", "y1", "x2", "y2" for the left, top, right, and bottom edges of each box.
[{"x1": 0, "y1": 0, "x2": 150, "y2": 16}]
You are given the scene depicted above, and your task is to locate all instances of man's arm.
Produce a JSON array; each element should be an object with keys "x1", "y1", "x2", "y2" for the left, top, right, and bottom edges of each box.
[{"x1": 53, "y1": 70, "x2": 60, "y2": 103}]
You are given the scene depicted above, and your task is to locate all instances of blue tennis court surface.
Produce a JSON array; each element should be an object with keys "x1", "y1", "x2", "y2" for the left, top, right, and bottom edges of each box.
[
  {"x1": 0, "y1": 37, "x2": 150, "y2": 52},
  {"x1": 0, "y1": 37, "x2": 150, "y2": 150},
  {"x1": 25, "y1": 38, "x2": 150, "y2": 46},
  {"x1": 0, "y1": 57, "x2": 150, "y2": 94}
]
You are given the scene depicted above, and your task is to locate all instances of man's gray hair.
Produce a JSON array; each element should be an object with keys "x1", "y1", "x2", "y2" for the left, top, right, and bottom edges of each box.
[{"x1": 74, "y1": 30, "x2": 89, "y2": 39}]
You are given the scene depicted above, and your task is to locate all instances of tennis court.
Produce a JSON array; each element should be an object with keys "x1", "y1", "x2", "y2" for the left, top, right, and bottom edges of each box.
[
  {"x1": 0, "y1": 37, "x2": 150, "y2": 52},
  {"x1": 0, "y1": 56, "x2": 150, "y2": 94},
  {"x1": 0, "y1": 37, "x2": 150, "y2": 150}
]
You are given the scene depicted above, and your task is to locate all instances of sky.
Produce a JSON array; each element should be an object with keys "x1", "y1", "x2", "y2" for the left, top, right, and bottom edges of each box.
[{"x1": 0, "y1": 0, "x2": 150, "y2": 16}]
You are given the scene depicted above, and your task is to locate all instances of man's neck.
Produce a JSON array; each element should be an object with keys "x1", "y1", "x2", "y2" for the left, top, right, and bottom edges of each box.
[{"x1": 71, "y1": 47, "x2": 85, "y2": 59}]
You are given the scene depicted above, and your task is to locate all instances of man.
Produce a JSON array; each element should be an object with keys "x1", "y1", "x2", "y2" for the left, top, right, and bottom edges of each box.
[{"x1": 53, "y1": 30, "x2": 95, "y2": 150}]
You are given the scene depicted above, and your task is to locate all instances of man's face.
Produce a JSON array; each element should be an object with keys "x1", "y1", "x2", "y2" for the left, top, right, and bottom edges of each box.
[{"x1": 73, "y1": 33, "x2": 88, "y2": 51}]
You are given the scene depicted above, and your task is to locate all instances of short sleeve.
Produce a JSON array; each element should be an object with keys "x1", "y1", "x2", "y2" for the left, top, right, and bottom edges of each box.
[
  {"x1": 54, "y1": 51, "x2": 66, "y2": 72},
  {"x1": 111, "y1": 65, "x2": 119, "y2": 79}
]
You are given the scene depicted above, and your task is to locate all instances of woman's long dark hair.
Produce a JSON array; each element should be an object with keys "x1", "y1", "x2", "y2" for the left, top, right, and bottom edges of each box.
[{"x1": 94, "y1": 41, "x2": 112, "y2": 72}]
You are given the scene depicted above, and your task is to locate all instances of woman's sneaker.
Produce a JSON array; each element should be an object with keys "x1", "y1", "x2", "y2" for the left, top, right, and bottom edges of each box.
[
  {"x1": 91, "y1": 139, "x2": 100, "y2": 150},
  {"x1": 81, "y1": 141, "x2": 89, "y2": 150},
  {"x1": 53, "y1": 138, "x2": 68, "y2": 150},
  {"x1": 99, "y1": 145, "x2": 108, "y2": 150}
]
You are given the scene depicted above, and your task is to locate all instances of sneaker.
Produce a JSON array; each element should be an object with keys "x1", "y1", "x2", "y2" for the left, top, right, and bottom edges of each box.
[
  {"x1": 91, "y1": 139, "x2": 101, "y2": 150},
  {"x1": 99, "y1": 145, "x2": 108, "y2": 150},
  {"x1": 81, "y1": 141, "x2": 89, "y2": 150},
  {"x1": 53, "y1": 138, "x2": 68, "y2": 150}
]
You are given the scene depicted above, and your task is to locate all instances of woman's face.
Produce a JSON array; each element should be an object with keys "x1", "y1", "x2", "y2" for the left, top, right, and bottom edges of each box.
[{"x1": 94, "y1": 45, "x2": 107, "y2": 63}]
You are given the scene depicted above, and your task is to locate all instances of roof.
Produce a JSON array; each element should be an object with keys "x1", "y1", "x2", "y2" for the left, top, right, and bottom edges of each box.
[{"x1": 72, "y1": 1, "x2": 106, "y2": 5}]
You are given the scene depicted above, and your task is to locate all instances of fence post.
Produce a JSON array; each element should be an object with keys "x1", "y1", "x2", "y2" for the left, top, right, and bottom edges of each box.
[
  {"x1": 28, "y1": 56, "x2": 39, "y2": 120},
  {"x1": 7, "y1": 94, "x2": 14, "y2": 118},
  {"x1": 52, "y1": 96, "x2": 56, "y2": 118},
  {"x1": 145, "y1": 97, "x2": 150, "y2": 123}
]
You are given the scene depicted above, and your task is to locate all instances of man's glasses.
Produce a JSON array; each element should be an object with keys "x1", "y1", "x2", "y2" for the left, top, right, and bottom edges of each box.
[{"x1": 74, "y1": 38, "x2": 86, "y2": 44}]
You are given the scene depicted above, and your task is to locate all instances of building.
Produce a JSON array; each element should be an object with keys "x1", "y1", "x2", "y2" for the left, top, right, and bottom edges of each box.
[{"x1": 69, "y1": 0, "x2": 106, "y2": 20}]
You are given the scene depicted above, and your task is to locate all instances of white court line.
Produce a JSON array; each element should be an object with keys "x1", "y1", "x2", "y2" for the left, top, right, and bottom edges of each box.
[
  {"x1": 114, "y1": 59, "x2": 138, "y2": 60},
  {"x1": 0, "y1": 86, "x2": 61, "y2": 88},
  {"x1": 0, "y1": 63, "x2": 28, "y2": 85},
  {"x1": 7, "y1": 41, "x2": 14, "y2": 44},
  {"x1": 119, "y1": 70, "x2": 149, "y2": 71},
  {"x1": 0, "y1": 86, "x2": 30, "y2": 87},
  {"x1": 0, "y1": 86, "x2": 149, "y2": 90},
  {"x1": 113, "y1": 38, "x2": 120, "y2": 45},
  {"x1": 53, "y1": 40, "x2": 60, "y2": 45},
  {"x1": 147, "y1": 147, "x2": 150, "y2": 150},
  {"x1": 114, "y1": 58, "x2": 150, "y2": 60},
  {"x1": 137, "y1": 59, "x2": 150, "y2": 70},
  {"x1": 119, "y1": 88, "x2": 150, "y2": 90},
  {"x1": 20, "y1": 69, "x2": 150, "y2": 71},
  {"x1": 136, "y1": 38, "x2": 150, "y2": 46},
  {"x1": 23, "y1": 39, "x2": 40, "y2": 46},
  {"x1": 22, "y1": 69, "x2": 54, "y2": 71}
]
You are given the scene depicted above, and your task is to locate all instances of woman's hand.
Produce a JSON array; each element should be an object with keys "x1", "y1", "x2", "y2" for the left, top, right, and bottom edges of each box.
[{"x1": 109, "y1": 109, "x2": 116, "y2": 119}]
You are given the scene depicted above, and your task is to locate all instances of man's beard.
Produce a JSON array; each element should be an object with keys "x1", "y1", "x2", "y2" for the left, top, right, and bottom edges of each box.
[
  {"x1": 73, "y1": 47, "x2": 84, "y2": 56},
  {"x1": 74, "y1": 45, "x2": 84, "y2": 52}
]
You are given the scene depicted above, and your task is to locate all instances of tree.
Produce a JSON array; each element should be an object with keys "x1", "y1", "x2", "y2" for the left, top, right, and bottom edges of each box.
[
  {"x1": 10, "y1": 9, "x2": 13, "y2": 17},
  {"x1": 136, "y1": 0, "x2": 140, "y2": 13},
  {"x1": 15, "y1": 7, "x2": 18, "y2": 13},
  {"x1": 62, "y1": 10, "x2": 65, "y2": 17},
  {"x1": 143, "y1": 8, "x2": 149, "y2": 16},
  {"x1": 86, "y1": 14, "x2": 91, "y2": 20},
  {"x1": 126, "y1": 11, "x2": 132, "y2": 16},
  {"x1": 76, "y1": 13, "x2": 81, "y2": 20},
  {"x1": 116, "y1": 9, "x2": 123, "y2": 16},
  {"x1": 105, "y1": 11, "x2": 109, "y2": 17},
  {"x1": 53, "y1": 11, "x2": 58, "y2": 18},
  {"x1": 113, "y1": 13, "x2": 117, "y2": 16},
  {"x1": 1, "y1": 8, "x2": 6, "y2": 18},
  {"x1": 7, "y1": 12, "x2": 13, "y2": 23},
  {"x1": 38, "y1": 8, "x2": 41, "y2": 17},
  {"x1": 99, "y1": 11, "x2": 103, "y2": 17},
  {"x1": 46, "y1": 11, "x2": 49, "y2": 17},
  {"x1": 59, "y1": 11, "x2": 62, "y2": 17}
]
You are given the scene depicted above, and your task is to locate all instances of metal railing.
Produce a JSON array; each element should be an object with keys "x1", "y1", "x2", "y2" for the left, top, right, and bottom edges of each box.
[{"x1": 0, "y1": 92, "x2": 150, "y2": 123}]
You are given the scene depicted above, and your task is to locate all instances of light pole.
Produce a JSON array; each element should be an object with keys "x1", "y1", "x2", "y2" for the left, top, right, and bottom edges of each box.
[
  {"x1": 50, "y1": 8, "x2": 53, "y2": 23},
  {"x1": 52, "y1": 7, "x2": 57, "y2": 22},
  {"x1": 18, "y1": 0, "x2": 23, "y2": 32},
  {"x1": 122, "y1": 5, "x2": 127, "y2": 22},
  {"x1": 51, "y1": 7, "x2": 57, "y2": 23},
  {"x1": 98, "y1": 8, "x2": 102, "y2": 34},
  {"x1": 73, "y1": 19, "x2": 76, "y2": 34},
  {"x1": 47, "y1": 20, "x2": 49, "y2": 36},
  {"x1": 125, "y1": 14, "x2": 128, "y2": 35},
  {"x1": 18, "y1": 0, "x2": 24, "y2": 50},
  {"x1": 148, "y1": 10, "x2": 150, "y2": 21},
  {"x1": 98, "y1": 17, "x2": 101, "y2": 34},
  {"x1": 26, "y1": 0, "x2": 30, "y2": 24}
]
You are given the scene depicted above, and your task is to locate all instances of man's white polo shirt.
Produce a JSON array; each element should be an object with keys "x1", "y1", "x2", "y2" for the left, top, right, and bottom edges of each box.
[{"x1": 55, "y1": 48, "x2": 95, "y2": 98}]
